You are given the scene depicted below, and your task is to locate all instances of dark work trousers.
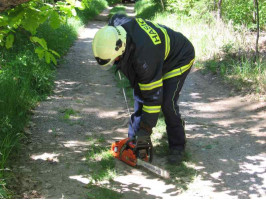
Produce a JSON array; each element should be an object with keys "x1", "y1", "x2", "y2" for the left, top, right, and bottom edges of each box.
[{"x1": 128, "y1": 66, "x2": 192, "y2": 151}]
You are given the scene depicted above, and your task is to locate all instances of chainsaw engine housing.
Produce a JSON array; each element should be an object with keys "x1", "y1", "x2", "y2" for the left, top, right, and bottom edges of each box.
[{"x1": 111, "y1": 138, "x2": 152, "y2": 167}]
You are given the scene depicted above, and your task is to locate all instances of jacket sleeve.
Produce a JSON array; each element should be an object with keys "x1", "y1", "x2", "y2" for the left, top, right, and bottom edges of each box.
[{"x1": 134, "y1": 56, "x2": 164, "y2": 129}]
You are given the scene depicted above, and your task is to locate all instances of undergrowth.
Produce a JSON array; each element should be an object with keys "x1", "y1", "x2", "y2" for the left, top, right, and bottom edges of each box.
[
  {"x1": 77, "y1": 0, "x2": 108, "y2": 24},
  {"x1": 0, "y1": 18, "x2": 78, "y2": 199},
  {"x1": 0, "y1": 0, "x2": 118, "y2": 197},
  {"x1": 108, "y1": 5, "x2": 126, "y2": 19}
]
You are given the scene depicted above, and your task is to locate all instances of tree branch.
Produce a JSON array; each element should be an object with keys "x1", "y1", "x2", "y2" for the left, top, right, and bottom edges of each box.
[
  {"x1": 160, "y1": 0, "x2": 164, "y2": 11},
  {"x1": 254, "y1": 0, "x2": 260, "y2": 60},
  {"x1": 217, "y1": 0, "x2": 222, "y2": 20},
  {"x1": 0, "y1": 0, "x2": 32, "y2": 12}
]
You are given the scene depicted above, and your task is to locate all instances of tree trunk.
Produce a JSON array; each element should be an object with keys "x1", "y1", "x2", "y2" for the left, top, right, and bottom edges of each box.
[
  {"x1": 0, "y1": 0, "x2": 32, "y2": 12},
  {"x1": 160, "y1": 0, "x2": 164, "y2": 11},
  {"x1": 213, "y1": 0, "x2": 217, "y2": 10},
  {"x1": 217, "y1": 0, "x2": 222, "y2": 20},
  {"x1": 254, "y1": 0, "x2": 260, "y2": 60},
  {"x1": 252, "y1": 0, "x2": 256, "y2": 23}
]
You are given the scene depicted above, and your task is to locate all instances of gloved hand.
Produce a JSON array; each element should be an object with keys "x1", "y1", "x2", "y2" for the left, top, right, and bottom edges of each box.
[
  {"x1": 135, "y1": 121, "x2": 152, "y2": 145},
  {"x1": 135, "y1": 129, "x2": 151, "y2": 145},
  {"x1": 134, "y1": 129, "x2": 152, "y2": 160}
]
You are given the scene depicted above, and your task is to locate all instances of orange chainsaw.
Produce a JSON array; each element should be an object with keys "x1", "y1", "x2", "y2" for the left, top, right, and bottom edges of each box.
[{"x1": 111, "y1": 138, "x2": 169, "y2": 178}]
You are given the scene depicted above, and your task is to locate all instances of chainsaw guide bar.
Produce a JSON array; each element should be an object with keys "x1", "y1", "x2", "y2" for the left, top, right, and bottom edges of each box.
[{"x1": 137, "y1": 159, "x2": 170, "y2": 179}]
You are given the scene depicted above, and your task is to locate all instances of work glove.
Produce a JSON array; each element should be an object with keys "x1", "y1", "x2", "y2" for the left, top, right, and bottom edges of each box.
[
  {"x1": 134, "y1": 129, "x2": 153, "y2": 160},
  {"x1": 135, "y1": 121, "x2": 153, "y2": 149},
  {"x1": 135, "y1": 129, "x2": 151, "y2": 145}
]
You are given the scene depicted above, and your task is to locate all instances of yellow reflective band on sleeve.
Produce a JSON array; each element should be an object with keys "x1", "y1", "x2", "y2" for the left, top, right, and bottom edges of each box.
[
  {"x1": 151, "y1": 22, "x2": 170, "y2": 60},
  {"x1": 163, "y1": 58, "x2": 195, "y2": 80},
  {"x1": 143, "y1": 105, "x2": 161, "y2": 113},
  {"x1": 138, "y1": 79, "x2": 163, "y2": 91},
  {"x1": 136, "y1": 18, "x2": 161, "y2": 45}
]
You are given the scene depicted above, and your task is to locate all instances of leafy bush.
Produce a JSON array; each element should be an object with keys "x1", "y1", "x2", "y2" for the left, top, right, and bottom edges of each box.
[
  {"x1": 77, "y1": 0, "x2": 108, "y2": 24},
  {"x1": 106, "y1": 0, "x2": 121, "y2": 5},
  {"x1": 164, "y1": 0, "x2": 195, "y2": 15},
  {"x1": 223, "y1": 0, "x2": 266, "y2": 29},
  {"x1": 77, "y1": 0, "x2": 120, "y2": 24},
  {"x1": 0, "y1": 29, "x2": 58, "y2": 186},
  {"x1": 0, "y1": 0, "x2": 83, "y2": 65},
  {"x1": 161, "y1": 0, "x2": 266, "y2": 30},
  {"x1": 135, "y1": 0, "x2": 162, "y2": 19},
  {"x1": 37, "y1": 20, "x2": 80, "y2": 56},
  {"x1": 0, "y1": 0, "x2": 111, "y2": 197},
  {"x1": 108, "y1": 5, "x2": 126, "y2": 19}
]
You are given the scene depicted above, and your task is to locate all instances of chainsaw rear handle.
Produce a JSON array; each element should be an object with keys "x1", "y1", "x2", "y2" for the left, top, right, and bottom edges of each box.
[{"x1": 124, "y1": 137, "x2": 153, "y2": 162}]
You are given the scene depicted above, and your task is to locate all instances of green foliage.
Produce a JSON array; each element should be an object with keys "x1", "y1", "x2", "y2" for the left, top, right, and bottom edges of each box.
[
  {"x1": 222, "y1": 0, "x2": 266, "y2": 29},
  {"x1": 0, "y1": 0, "x2": 110, "y2": 197},
  {"x1": 38, "y1": 41, "x2": 56, "y2": 63},
  {"x1": 164, "y1": 0, "x2": 195, "y2": 15},
  {"x1": 0, "y1": 179, "x2": 9, "y2": 199},
  {"x1": 188, "y1": 0, "x2": 214, "y2": 22},
  {"x1": 0, "y1": 0, "x2": 83, "y2": 64},
  {"x1": 204, "y1": 53, "x2": 266, "y2": 93},
  {"x1": 49, "y1": 11, "x2": 61, "y2": 29},
  {"x1": 136, "y1": 0, "x2": 213, "y2": 22},
  {"x1": 166, "y1": 162, "x2": 197, "y2": 188},
  {"x1": 5, "y1": 34, "x2": 14, "y2": 49},
  {"x1": 106, "y1": 0, "x2": 121, "y2": 5},
  {"x1": 60, "y1": 108, "x2": 79, "y2": 120},
  {"x1": 159, "y1": 0, "x2": 266, "y2": 30},
  {"x1": 108, "y1": 5, "x2": 126, "y2": 19},
  {"x1": 76, "y1": 0, "x2": 108, "y2": 24},
  {"x1": 37, "y1": 19, "x2": 80, "y2": 56},
  {"x1": 30, "y1": 36, "x2": 60, "y2": 65},
  {"x1": 86, "y1": 145, "x2": 116, "y2": 182},
  {"x1": 135, "y1": 0, "x2": 162, "y2": 19}
]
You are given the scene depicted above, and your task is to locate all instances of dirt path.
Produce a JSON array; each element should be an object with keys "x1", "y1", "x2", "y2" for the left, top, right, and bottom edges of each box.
[{"x1": 9, "y1": 3, "x2": 266, "y2": 199}]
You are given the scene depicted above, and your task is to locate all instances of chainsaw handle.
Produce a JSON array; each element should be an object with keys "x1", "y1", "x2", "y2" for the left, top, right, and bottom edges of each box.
[
  {"x1": 125, "y1": 138, "x2": 135, "y2": 149},
  {"x1": 134, "y1": 141, "x2": 153, "y2": 163},
  {"x1": 125, "y1": 138, "x2": 153, "y2": 163}
]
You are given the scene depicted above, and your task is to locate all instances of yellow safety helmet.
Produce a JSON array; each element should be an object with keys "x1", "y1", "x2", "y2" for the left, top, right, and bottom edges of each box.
[{"x1": 92, "y1": 26, "x2": 127, "y2": 70}]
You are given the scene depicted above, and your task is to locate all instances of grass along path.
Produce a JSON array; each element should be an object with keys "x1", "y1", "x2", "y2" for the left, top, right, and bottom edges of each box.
[
  {"x1": 6, "y1": 5, "x2": 127, "y2": 198},
  {"x1": 7, "y1": 3, "x2": 266, "y2": 199}
]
